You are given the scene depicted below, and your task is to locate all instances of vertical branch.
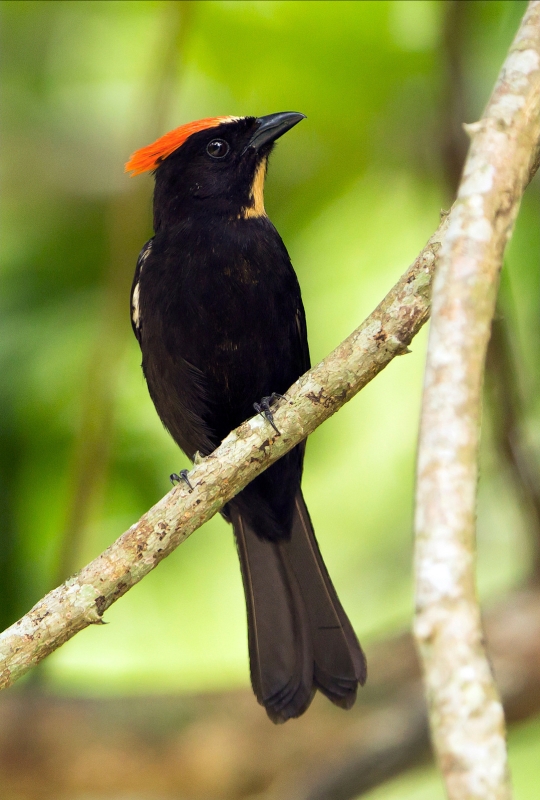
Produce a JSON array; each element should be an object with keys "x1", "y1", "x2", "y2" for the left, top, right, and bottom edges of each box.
[
  {"x1": 414, "y1": 3, "x2": 540, "y2": 799},
  {"x1": 439, "y1": 0, "x2": 540, "y2": 580}
]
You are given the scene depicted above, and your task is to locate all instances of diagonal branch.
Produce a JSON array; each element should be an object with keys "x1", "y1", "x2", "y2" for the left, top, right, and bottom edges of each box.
[
  {"x1": 413, "y1": 2, "x2": 540, "y2": 799},
  {"x1": 0, "y1": 218, "x2": 445, "y2": 690}
]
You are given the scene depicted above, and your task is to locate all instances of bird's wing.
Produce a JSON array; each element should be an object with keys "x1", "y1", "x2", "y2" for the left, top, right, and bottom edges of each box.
[{"x1": 130, "y1": 238, "x2": 153, "y2": 342}]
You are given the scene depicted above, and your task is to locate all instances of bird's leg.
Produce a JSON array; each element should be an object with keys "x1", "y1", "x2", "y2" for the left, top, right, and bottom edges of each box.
[
  {"x1": 253, "y1": 393, "x2": 285, "y2": 436},
  {"x1": 170, "y1": 470, "x2": 194, "y2": 492}
]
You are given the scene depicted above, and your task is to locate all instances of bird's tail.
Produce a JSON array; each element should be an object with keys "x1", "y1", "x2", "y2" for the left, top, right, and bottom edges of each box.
[{"x1": 231, "y1": 491, "x2": 366, "y2": 723}]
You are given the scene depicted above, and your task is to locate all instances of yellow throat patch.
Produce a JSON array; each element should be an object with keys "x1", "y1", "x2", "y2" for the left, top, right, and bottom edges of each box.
[{"x1": 241, "y1": 158, "x2": 267, "y2": 219}]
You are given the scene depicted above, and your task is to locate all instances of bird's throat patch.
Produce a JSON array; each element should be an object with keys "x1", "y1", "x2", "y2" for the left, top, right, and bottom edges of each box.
[{"x1": 241, "y1": 158, "x2": 267, "y2": 219}]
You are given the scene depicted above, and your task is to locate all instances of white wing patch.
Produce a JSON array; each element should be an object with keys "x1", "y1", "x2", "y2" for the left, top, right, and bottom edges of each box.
[
  {"x1": 140, "y1": 243, "x2": 152, "y2": 265},
  {"x1": 131, "y1": 281, "x2": 141, "y2": 329},
  {"x1": 131, "y1": 239, "x2": 152, "y2": 335}
]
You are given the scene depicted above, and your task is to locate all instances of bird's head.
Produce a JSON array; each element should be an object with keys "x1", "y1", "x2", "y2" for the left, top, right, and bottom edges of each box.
[{"x1": 125, "y1": 112, "x2": 305, "y2": 226}]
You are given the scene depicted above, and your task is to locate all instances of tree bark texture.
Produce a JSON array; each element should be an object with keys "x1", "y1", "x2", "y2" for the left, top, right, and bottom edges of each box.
[{"x1": 413, "y1": 3, "x2": 540, "y2": 799}]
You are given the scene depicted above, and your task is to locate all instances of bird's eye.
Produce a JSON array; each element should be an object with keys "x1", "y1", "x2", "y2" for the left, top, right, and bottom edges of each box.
[{"x1": 206, "y1": 139, "x2": 230, "y2": 159}]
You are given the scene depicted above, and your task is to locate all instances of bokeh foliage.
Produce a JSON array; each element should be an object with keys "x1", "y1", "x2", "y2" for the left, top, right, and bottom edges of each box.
[{"x1": 1, "y1": 1, "x2": 539, "y2": 796}]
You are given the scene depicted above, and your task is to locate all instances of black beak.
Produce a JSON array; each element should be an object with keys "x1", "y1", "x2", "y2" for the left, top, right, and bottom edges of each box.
[{"x1": 244, "y1": 112, "x2": 306, "y2": 154}]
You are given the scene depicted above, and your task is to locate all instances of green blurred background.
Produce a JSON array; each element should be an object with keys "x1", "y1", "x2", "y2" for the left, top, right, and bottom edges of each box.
[{"x1": 2, "y1": 1, "x2": 540, "y2": 798}]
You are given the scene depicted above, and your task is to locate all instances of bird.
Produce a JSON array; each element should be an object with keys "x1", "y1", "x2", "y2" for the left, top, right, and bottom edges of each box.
[{"x1": 125, "y1": 112, "x2": 366, "y2": 722}]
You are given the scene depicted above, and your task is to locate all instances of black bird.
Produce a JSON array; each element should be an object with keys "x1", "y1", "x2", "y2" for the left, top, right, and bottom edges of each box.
[{"x1": 126, "y1": 113, "x2": 366, "y2": 722}]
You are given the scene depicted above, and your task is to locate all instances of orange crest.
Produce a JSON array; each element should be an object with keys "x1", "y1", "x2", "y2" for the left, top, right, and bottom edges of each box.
[{"x1": 125, "y1": 116, "x2": 240, "y2": 176}]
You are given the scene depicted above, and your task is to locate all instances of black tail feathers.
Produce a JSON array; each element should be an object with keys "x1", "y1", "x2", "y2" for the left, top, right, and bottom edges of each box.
[{"x1": 231, "y1": 492, "x2": 366, "y2": 723}]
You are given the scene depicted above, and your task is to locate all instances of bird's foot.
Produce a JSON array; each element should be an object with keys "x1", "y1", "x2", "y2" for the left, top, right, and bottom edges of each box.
[
  {"x1": 170, "y1": 469, "x2": 194, "y2": 493},
  {"x1": 253, "y1": 393, "x2": 285, "y2": 436}
]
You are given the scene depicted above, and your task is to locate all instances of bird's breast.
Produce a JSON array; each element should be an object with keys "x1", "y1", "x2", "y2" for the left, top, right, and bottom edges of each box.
[{"x1": 139, "y1": 218, "x2": 302, "y2": 418}]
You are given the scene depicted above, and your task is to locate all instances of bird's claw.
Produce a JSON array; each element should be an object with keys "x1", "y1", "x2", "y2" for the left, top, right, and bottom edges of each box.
[
  {"x1": 253, "y1": 393, "x2": 285, "y2": 436},
  {"x1": 170, "y1": 469, "x2": 194, "y2": 492}
]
